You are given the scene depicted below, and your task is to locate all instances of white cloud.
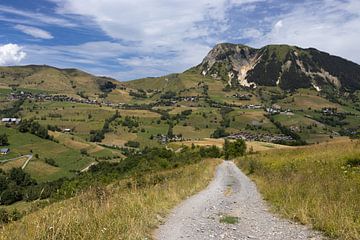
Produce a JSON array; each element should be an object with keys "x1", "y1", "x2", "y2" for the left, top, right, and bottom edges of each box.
[
  {"x1": 241, "y1": 28, "x2": 263, "y2": 39},
  {"x1": 0, "y1": 4, "x2": 76, "y2": 27},
  {"x1": 251, "y1": 0, "x2": 360, "y2": 64},
  {"x1": 274, "y1": 20, "x2": 283, "y2": 31},
  {"x1": 49, "y1": 0, "x2": 262, "y2": 79},
  {"x1": 15, "y1": 25, "x2": 54, "y2": 39},
  {"x1": 0, "y1": 44, "x2": 27, "y2": 65}
]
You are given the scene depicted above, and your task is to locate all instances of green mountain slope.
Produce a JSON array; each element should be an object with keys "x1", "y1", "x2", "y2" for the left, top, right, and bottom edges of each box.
[
  {"x1": 0, "y1": 65, "x2": 119, "y2": 98},
  {"x1": 197, "y1": 43, "x2": 360, "y2": 92}
]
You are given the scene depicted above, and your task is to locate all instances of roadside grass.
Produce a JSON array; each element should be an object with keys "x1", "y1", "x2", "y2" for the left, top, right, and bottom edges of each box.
[
  {"x1": 219, "y1": 215, "x2": 239, "y2": 224},
  {"x1": 0, "y1": 159, "x2": 221, "y2": 240},
  {"x1": 236, "y1": 140, "x2": 360, "y2": 240}
]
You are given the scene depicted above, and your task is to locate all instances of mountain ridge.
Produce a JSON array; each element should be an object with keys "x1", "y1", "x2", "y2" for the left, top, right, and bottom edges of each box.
[{"x1": 196, "y1": 43, "x2": 360, "y2": 92}]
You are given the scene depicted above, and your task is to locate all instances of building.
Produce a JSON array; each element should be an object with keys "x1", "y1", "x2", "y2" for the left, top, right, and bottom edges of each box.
[
  {"x1": 1, "y1": 118, "x2": 21, "y2": 124},
  {"x1": 0, "y1": 148, "x2": 10, "y2": 155},
  {"x1": 62, "y1": 128, "x2": 72, "y2": 133}
]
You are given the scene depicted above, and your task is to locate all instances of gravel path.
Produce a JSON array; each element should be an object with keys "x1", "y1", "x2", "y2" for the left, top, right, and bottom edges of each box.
[{"x1": 155, "y1": 161, "x2": 324, "y2": 240}]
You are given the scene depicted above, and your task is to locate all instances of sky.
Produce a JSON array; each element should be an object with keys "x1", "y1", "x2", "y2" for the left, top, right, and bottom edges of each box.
[{"x1": 0, "y1": 0, "x2": 359, "y2": 81}]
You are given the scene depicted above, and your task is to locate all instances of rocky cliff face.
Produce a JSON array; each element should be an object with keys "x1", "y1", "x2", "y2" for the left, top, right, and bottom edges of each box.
[{"x1": 197, "y1": 43, "x2": 360, "y2": 92}]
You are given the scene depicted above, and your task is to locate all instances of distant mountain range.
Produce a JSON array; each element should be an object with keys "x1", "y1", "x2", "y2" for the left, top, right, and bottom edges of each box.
[
  {"x1": 196, "y1": 43, "x2": 360, "y2": 92},
  {"x1": 1, "y1": 43, "x2": 360, "y2": 97}
]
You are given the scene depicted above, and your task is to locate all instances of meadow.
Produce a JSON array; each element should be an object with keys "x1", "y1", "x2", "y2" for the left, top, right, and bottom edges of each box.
[
  {"x1": 236, "y1": 139, "x2": 360, "y2": 239},
  {"x1": 0, "y1": 157, "x2": 220, "y2": 240}
]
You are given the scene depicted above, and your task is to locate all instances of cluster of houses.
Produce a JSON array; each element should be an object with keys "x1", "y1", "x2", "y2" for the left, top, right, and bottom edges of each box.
[
  {"x1": 180, "y1": 96, "x2": 199, "y2": 102},
  {"x1": 241, "y1": 104, "x2": 263, "y2": 110},
  {"x1": 158, "y1": 134, "x2": 185, "y2": 144},
  {"x1": 233, "y1": 93, "x2": 252, "y2": 100},
  {"x1": 321, "y1": 107, "x2": 337, "y2": 115},
  {"x1": 8, "y1": 91, "x2": 122, "y2": 108},
  {"x1": 265, "y1": 104, "x2": 294, "y2": 116},
  {"x1": 227, "y1": 131, "x2": 293, "y2": 143}
]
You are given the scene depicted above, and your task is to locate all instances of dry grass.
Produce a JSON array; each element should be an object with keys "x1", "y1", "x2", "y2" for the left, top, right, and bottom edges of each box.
[
  {"x1": 0, "y1": 156, "x2": 28, "y2": 171},
  {"x1": 0, "y1": 159, "x2": 221, "y2": 240},
  {"x1": 174, "y1": 138, "x2": 290, "y2": 152},
  {"x1": 236, "y1": 139, "x2": 360, "y2": 240}
]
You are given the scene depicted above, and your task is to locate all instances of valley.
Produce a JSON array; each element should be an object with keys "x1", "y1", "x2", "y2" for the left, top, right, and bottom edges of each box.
[{"x1": 0, "y1": 43, "x2": 360, "y2": 239}]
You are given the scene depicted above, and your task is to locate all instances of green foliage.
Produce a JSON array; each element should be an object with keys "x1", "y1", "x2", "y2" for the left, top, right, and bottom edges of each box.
[
  {"x1": 211, "y1": 127, "x2": 229, "y2": 139},
  {"x1": 0, "y1": 99, "x2": 24, "y2": 117},
  {"x1": 199, "y1": 145, "x2": 221, "y2": 158},
  {"x1": 223, "y1": 139, "x2": 246, "y2": 159},
  {"x1": 345, "y1": 157, "x2": 360, "y2": 167},
  {"x1": 99, "y1": 80, "x2": 116, "y2": 93},
  {"x1": 160, "y1": 91, "x2": 177, "y2": 99},
  {"x1": 122, "y1": 116, "x2": 139, "y2": 128},
  {"x1": 45, "y1": 158, "x2": 59, "y2": 167},
  {"x1": 219, "y1": 215, "x2": 239, "y2": 224},
  {"x1": 0, "y1": 133, "x2": 9, "y2": 146},
  {"x1": 268, "y1": 116, "x2": 307, "y2": 145},
  {"x1": 0, "y1": 208, "x2": 22, "y2": 224},
  {"x1": 18, "y1": 120, "x2": 52, "y2": 140},
  {"x1": 124, "y1": 141, "x2": 140, "y2": 148},
  {"x1": 129, "y1": 89, "x2": 147, "y2": 98},
  {"x1": 0, "y1": 168, "x2": 37, "y2": 205},
  {"x1": 90, "y1": 111, "x2": 120, "y2": 142}
]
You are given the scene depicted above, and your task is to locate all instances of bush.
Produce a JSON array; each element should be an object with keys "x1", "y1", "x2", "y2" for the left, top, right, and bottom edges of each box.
[
  {"x1": 346, "y1": 157, "x2": 360, "y2": 167},
  {"x1": 211, "y1": 128, "x2": 229, "y2": 139},
  {"x1": 224, "y1": 139, "x2": 246, "y2": 159},
  {"x1": 18, "y1": 120, "x2": 52, "y2": 140},
  {"x1": 45, "y1": 158, "x2": 59, "y2": 167},
  {"x1": 199, "y1": 145, "x2": 221, "y2": 158},
  {"x1": 124, "y1": 141, "x2": 140, "y2": 148},
  {"x1": 0, "y1": 133, "x2": 9, "y2": 146},
  {"x1": 80, "y1": 149, "x2": 88, "y2": 156}
]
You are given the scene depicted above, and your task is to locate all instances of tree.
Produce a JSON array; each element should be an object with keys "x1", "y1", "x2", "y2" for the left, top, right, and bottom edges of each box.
[
  {"x1": 211, "y1": 127, "x2": 229, "y2": 139},
  {"x1": 223, "y1": 139, "x2": 246, "y2": 159},
  {"x1": 9, "y1": 168, "x2": 36, "y2": 187},
  {"x1": 0, "y1": 134, "x2": 9, "y2": 146}
]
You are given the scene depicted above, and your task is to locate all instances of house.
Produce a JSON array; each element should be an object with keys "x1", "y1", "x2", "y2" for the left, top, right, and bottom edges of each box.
[
  {"x1": 1, "y1": 118, "x2": 21, "y2": 124},
  {"x1": 0, "y1": 148, "x2": 10, "y2": 155},
  {"x1": 62, "y1": 128, "x2": 72, "y2": 133}
]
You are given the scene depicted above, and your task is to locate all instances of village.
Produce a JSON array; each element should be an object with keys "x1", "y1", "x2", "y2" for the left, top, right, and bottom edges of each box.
[{"x1": 227, "y1": 131, "x2": 294, "y2": 143}]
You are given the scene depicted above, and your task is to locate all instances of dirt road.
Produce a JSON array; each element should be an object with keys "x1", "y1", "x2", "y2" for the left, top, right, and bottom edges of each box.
[{"x1": 155, "y1": 161, "x2": 324, "y2": 240}]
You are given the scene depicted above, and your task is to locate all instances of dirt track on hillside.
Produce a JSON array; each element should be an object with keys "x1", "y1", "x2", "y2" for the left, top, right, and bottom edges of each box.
[{"x1": 155, "y1": 161, "x2": 324, "y2": 240}]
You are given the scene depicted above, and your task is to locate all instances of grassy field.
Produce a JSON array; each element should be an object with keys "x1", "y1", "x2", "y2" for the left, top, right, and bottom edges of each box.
[
  {"x1": 0, "y1": 156, "x2": 28, "y2": 171},
  {"x1": 236, "y1": 139, "x2": 360, "y2": 239},
  {"x1": 0, "y1": 159, "x2": 221, "y2": 240},
  {"x1": 169, "y1": 138, "x2": 291, "y2": 152},
  {"x1": 0, "y1": 125, "x2": 121, "y2": 182}
]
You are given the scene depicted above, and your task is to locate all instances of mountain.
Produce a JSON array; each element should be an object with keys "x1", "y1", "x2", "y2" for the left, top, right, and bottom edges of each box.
[
  {"x1": 197, "y1": 43, "x2": 360, "y2": 92},
  {"x1": 0, "y1": 65, "x2": 120, "y2": 98}
]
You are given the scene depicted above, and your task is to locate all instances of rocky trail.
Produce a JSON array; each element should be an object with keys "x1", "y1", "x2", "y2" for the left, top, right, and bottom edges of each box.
[{"x1": 155, "y1": 161, "x2": 324, "y2": 240}]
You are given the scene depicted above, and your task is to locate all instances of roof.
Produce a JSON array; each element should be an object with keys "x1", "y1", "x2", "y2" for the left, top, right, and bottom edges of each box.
[
  {"x1": 0, "y1": 148, "x2": 10, "y2": 153},
  {"x1": 1, "y1": 118, "x2": 21, "y2": 122}
]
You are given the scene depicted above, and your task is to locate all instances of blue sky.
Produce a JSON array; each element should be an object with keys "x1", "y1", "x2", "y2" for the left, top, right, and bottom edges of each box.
[{"x1": 0, "y1": 0, "x2": 359, "y2": 81}]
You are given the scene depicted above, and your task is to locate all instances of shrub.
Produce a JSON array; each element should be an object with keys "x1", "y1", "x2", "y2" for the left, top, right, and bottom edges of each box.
[
  {"x1": 223, "y1": 139, "x2": 246, "y2": 159},
  {"x1": 0, "y1": 133, "x2": 9, "y2": 146},
  {"x1": 124, "y1": 141, "x2": 140, "y2": 148},
  {"x1": 45, "y1": 158, "x2": 59, "y2": 167},
  {"x1": 346, "y1": 157, "x2": 360, "y2": 167},
  {"x1": 211, "y1": 128, "x2": 229, "y2": 139}
]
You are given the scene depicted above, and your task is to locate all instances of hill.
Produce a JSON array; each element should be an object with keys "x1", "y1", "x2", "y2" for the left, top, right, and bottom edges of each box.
[
  {"x1": 127, "y1": 43, "x2": 360, "y2": 95},
  {"x1": 0, "y1": 65, "x2": 120, "y2": 98}
]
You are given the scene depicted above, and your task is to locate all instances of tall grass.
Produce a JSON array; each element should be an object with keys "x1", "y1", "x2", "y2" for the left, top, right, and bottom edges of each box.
[
  {"x1": 0, "y1": 159, "x2": 220, "y2": 240},
  {"x1": 236, "y1": 140, "x2": 360, "y2": 240}
]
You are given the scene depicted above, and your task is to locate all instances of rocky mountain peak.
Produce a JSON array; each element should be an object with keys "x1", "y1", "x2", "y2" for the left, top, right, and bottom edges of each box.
[{"x1": 197, "y1": 43, "x2": 360, "y2": 92}]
